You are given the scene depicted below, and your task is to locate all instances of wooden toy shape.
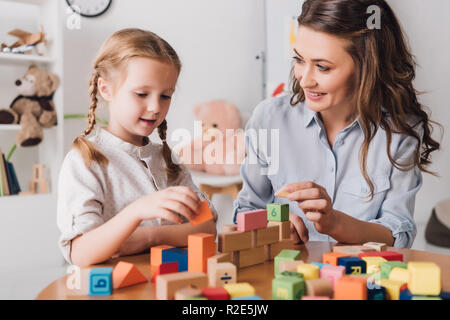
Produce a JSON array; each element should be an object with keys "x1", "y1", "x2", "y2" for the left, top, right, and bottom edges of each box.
[
  {"x1": 368, "y1": 286, "x2": 386, "y2": 300},
  {"x1": 279, "y1": 260, "x2": 304, "y2": 273},
  {"x1": 322, "y1": 252, "x2": 351, "y2": 266},
  {"x1": 274, "y1": 249, "x2": 301, "y2": 275},
  {"x1": 358, "y1": 250, "x2": 403, "y2": 262},
  {"x1": 112, "y1": 261, "x2": 147, "y2": 289},
  {"x1": 207, "y1": 253, "x2": 232, "y2": 272},
  {"x1": 272, "y1": 276, "x2": 305, "y2": 300},
  {"x1": 22, "y1": 164, "x2": 49, "y2": 194},
  {"x1": 222, "y1": 224, "x2": 237, "y2": 233},
  {"x1": 268, "y1": 221, "x2": 290, "y2": 240},
  {"x1": 237, "y1": 209, "x2": 267, "y2": 232},
  {"x1": 156, "y1": 271, "x2": 208, "y2": 300},
  {"x1": 305, "y1": 279, "x2": 333, "y2": 298},
  {"x1": 407, "y1": 262, "x2": 441, "y2": 296},
  {"x1": 388, "y1": 267, "x2": 410, "y2": 284},
  {"x1": 264, "y1": 239, "x2": 298, "y2": 261},
  {"x1": 333, "y1": 245, "x2": 375, "y2": 255},
  {"x1": 379, "y1": 279, "x2": 404, "y2": 300},
  {"x1": 252, "y1": 224, "x2": 279, "y2": 247},
  {"x1": 296, "y1": 264, "x2": 320, "y2": 280},
  {"x1": 208, "y1": 262, "x2": 237, "y2": 287},
  {"x1": 363, "y1": 242, "x2": 387, "y2": 252},
  {"x1": 150, "y1": 245, "x2": 175, "y2": 266},
  {"x1": 361, "y1": 256, "x2": 387, "y2": 274},
  {"x1": 334, "y1": 276, "x2": 368, "y2": 300},
  {"x1": 218, "y1": 230, "x2": 252, "y2": 253},
  {"x1": 188, "y1": 233, "x2": 215, "y2": 273},
  {"x1": 224, "y1": 282, "x2": 255, "y2": 298},
  {"x1": 274, "y1": 188, "x2": 290, "y2": 198},
  {"x1": 190, "y1": 200, "x2": 214, "y2": 226},
  {"x1": 319, "y1": 265, "x2": 345, "y2": 289},
  {"x1": 266, "y1": 203, "x2": 289, "y2": 222},
  {"x1": 151, "y1": 261, "x2": 178, "y2": 283},
  {"x1": 162, "y1": 248, "x2": 188, "y2": 272},
  {"x1": 232, "y1": 295, "x2": 264, "y2": 300},
  {"x1": 201, "y1": 287, "x2": 230, "y2": 300},
  {"x1": 380, "y1": 261, "x2": 407, "y2": 279},
  {"x1": 337, "y1": 256, "x2": 367, "y2": 275},
  {"x1": 89, "y1": 267, "x2": 113, "y2": 296},
  {"x1": 234, "y1": 246, "x2": 265, "y2": 268},
  {"x1": 301, "y1": 296, "x2": 330, "y2": 300},
  {"x1": 174, "y1": 286, "x2": 203, "y2": 300}
]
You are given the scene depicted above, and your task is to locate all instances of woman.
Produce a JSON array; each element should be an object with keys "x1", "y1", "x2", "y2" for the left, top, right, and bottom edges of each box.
[{"x1": 232, "y1": 0, "x2": 441, "y2": 248}]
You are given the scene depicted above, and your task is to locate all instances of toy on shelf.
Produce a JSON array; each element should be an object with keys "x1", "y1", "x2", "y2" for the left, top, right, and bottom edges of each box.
[
  {"x1": 19, "y1": 164, "x2": 48, "y2": 195},
  {"x1": 1, "y1": 26, "x2": 47, "y2": 56}
]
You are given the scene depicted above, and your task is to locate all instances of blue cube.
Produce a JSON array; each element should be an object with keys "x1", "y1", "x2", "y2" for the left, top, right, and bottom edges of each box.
[
  {"x1": 89, "y1": 267, "x2": 113, "y2": 296},
  {"x1": 310, "y1": 262, "x2": 330, "y2": 270},
  {"x1": 337, "y1": 257, "x2": 366, "y2": 275},
  {"x1": 162, "y1": 248, "x2": 188, "y2": 272},
  {"x1": 368, "y1": 286, "x2": 386, "y2": 300}
]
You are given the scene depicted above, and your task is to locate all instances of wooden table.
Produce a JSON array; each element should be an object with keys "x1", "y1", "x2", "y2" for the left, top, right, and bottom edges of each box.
[{"x1": 36, "y1": 241, "x2": 450, "y2": 300}]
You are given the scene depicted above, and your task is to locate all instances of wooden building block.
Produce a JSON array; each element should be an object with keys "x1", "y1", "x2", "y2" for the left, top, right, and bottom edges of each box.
[
  {"x1": 252, "y1": 224, "x2": 279, "y2": 247},
  {"x1": 274, "y1": 249, "x2": 301, "y2": 275},
  {"x1": 268, "y1": 221, "x2": 290, "y2": 240},
  {"x1": 150, "y1": 245, "x2": 175, "y2": 266},
  {"x1": 407, "y1": 262, "x2": 441, "y2": 296},
  {"x1": 322, "y1": 252, "x2": 351, "y2": 266},
  {"x1": 232, "y1": 295, "x2": 264, "y2": 300},
  {"x1": 334, "y1": 276, "x2": 368, "y2": 300},
  {"x1": 174, "y1": 286, "x2": 203, "y2": 300},
  {"x1": 208, "y1": 262, "x2": 237, "y2": 287},
  {"x1": 296, "y1": 264, "x2": 320, "y2": 280},
  {"x1": 234, "y1": 246, "x2": 265, "y2": 268},
  {"x1": 319, "y1": 265, "x2": 345, "y2": 289},
  {"x1": 305, "y1": 279, "x2": 333, "y2": 298},
  {"x1": 379, "y1": 279, "x2": 404, "y2": 300},
  {"x1": 279, "y1": 260, "x2": 304, "y2": 273},
  {"x1": 207, "y1": 253, "x2": 232, "y2": 273},
  {"x1": 358, "y1": 251, "x2": 403, "y2": 262},
  {"x1": 224, "y1": 282, "x2": 255, "y2": 298},
  {"x1": 218, "y1": 231, "x2": 252, "y2": 253},
  {"x1": 337, "y1": 257, "x2": 367, "y2": 275},
  {"x1": 162, "y1": 248, "x2": 188, "y2": 272},
  {"x1": 112, "y1": 261, "x2": 147, "y2": 289},
  {"x1": 266, "y1": 203, "x2": 289, "y2": 222},
  {"x1": 301, "y1": 296, "x2": 331, "y2": 300},
  {"x1": 363, "y1": 242, "x2": 387, "y2": 252},
  {"x1": 156, "y1": 271, "x2": 208, "y2": 300},
  {"x1": 201, "y1": 287, "x2": 230, "y2": 300},
  {"x1": 380, "y1": 261, "x2": 407, "y2": 279},
  {"x1": 237, "y1": 209, "x2": 267, "y2": 232},
  {"x1": 361, "y1": 256, "x2": 387, "y2": 274},
  {"x1": 89, "y1": 267, "x2": 113, "y2": 296},
  {"x1": 274, "y1": 188, "x2": 290, "y2": 198},
  {"x1": 151, "y1": 262, "x2": 178, "y2": 283},
  {"x1": 264, "y1": 239, "x2": 298, "y2": 261},
  {"x1": 310, "y1": 262, "x2": 331, "y2": 270},
  {"x1": 333, "y1": 245, "x2": 375, "y2": 255},
  {"x1": 389, "y1": 267, "x2": 410, "y2": 284},
  {"x1": 188, "y1": 233, "x2": 215, "y2": 273},
  {"x1": 190, "y1": 200, "x2": 214, "y2": 226},
  {"x1": 272, "y1": 276, "x2": 305, "y2": 300},
  {"x1": 222, "y1": 224, "x2": 237, "y2": 233}
]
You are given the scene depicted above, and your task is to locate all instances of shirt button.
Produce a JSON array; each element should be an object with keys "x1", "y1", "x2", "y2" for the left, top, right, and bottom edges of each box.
[{"x1": 330, "y1": 167, "x2": 335, "y2": 173}]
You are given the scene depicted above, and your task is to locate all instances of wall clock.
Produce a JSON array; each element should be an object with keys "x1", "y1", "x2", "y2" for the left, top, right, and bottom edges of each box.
[{"x1": 66, "y1": 0, "x2": 112, "y2": 18}]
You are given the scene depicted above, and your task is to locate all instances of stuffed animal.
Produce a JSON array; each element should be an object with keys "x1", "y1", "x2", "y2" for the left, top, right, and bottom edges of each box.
[
  {"x1": 176, "y1": 100, "x2": 246, "y2": 176},
  {"x1": 0, "y1": 64, "x2": 59, "y2": 147}
]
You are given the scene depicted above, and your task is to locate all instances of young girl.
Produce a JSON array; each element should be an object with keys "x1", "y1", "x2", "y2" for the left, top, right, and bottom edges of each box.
[
  {"x1": 233, "y1": 0, "x2": 441, "y2": 248},
  {"x1": 57, "y1": 28, "x2": 217, "y2": 267}
]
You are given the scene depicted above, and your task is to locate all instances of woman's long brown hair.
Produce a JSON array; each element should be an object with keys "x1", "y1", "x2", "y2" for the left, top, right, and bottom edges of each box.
[
  {"x1": 72, "y1": 28, "x2": 182, "y2": 181},
  {"x1": 290, "y1": 0, "x2": 442, "y2": 199}
]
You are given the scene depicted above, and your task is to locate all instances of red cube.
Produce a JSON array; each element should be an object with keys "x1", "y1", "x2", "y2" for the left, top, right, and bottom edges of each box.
[
  {"x1": 358, "y1": 251, "x2": 403, "y2": 262},
  {"x1": 201, "y1": 287, "x2": 230, "y2": 300},
  {"x1": 237, "y1": 209, "x2": 267, "y2": 232}
]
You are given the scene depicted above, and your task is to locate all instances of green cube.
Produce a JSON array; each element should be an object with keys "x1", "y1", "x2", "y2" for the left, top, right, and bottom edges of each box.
[
  {"x1": 267, "y1": 203, "x2": 289, "y2": 222},
  {"x1": 274, "y1": 249, "x2": 301, "y2": 275},
  {"x1": 380, "y1": 261, "x2": 407, "y2": 279},
  {"x1": 272, "y1": 277, "x2": 305, "y2": 300}
]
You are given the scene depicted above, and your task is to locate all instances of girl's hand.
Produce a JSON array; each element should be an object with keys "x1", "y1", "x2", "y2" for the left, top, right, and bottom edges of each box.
[
  {"x1": 284, "y1": 181, "x2": 338, "y2": 235},
  {"x1": 130, "y1": 186, "x2": 201, "y2": 224},
  {"x1": 289, "y1": 212, "x2": 309, "y2": 243}
]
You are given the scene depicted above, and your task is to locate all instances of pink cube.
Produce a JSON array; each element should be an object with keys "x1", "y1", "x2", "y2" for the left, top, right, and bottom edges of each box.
[
  {"x1": 319, "y1": 265, "x2": 345, "y2": 288},
  {"x1": 237, "y1": 209, "x2": 268, "y2": 232}
]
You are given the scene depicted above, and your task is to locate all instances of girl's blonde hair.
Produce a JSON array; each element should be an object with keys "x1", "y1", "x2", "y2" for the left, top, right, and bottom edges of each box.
[{"x1": 73, "y1": 28, "x2": 182, "y2": 181}]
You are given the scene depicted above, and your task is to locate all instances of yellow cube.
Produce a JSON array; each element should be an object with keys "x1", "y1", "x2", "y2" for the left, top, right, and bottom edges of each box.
[
  {"x1": 407, "y1": 262, "x2": 441, "y2": 296},
  {"x1": 380, "y1": 279, "x2": 404, "y2": 300},
  {"x1": 296, "y1": 264, "x2": 319, "y2": 280},
  {"x1": 362, "y1": 257, "x2": 387, "y2": 274},
  {"x1": 389, "y1": 267, "x2": 409, "y2": 284},
  {"x1": 224, "y1": 282, "x2": 255, "y2": 298}
]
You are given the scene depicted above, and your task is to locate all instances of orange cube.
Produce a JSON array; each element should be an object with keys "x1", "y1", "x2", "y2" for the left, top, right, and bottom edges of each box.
[
  {"x1": 322, "y1": 252, "x2": 351, "y2": 266},
  {"x1": 151, "y1": 245, "x2": 175, "y2": 266},
  {"x1": 188, "y1": 233, "x2": 216, "y2": 272},
  {"x1": 334, "y1": 276, "x2": 368, "y2": 300},
  {"x1": 190, "y1": 200, "x2": 214, "y2": 226}
]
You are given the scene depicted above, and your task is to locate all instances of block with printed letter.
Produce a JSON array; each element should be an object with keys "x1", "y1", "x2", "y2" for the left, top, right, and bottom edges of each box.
[
  {"x1": 188, "y1": 233, "x2": 215, "y2": 273},
  {"x1": 150, "y1": 245, "x2": 175, "y2": 266},
  {"x1": 207, "y1": 253, "x2": 232, "y2": 273},
  {"x1": 208, "y1": 262, "x2": 236, "y2": 287},
  {"x1": 89, "y1": 267, "x2": 113, "y2": 296},
  {"x1": 151, "y1": 261, "x2": 178, "y2": 283},
  {"x1": 358, "y1": 250, "x2": 403, "y2": 262},
  {"x1": 112, "y1": 261, "x2": 147, "y2": 289},
  {"x1": 162, "y1": 248, "x2": 188, "y2": 272},
  {"x1": 334, "y1": 276, "x2": 368, "y2": 300},
  {"x1": 407, "y1": 262, "x2": 441, "y2": 296},
  {"x1": 156, "y1": 271, "x2": 208, "y2": 300},
  {"x1": 233, "y1": 246, "x2": 265, "y2": 268},
  {"x1": 218, "y1": 230, "x2": 252, "y2": 253},
  {"x1": 363, "y1": 242, "x2": 387, "y2": 252},
  {"x1": 380, "y1": 261, "x2": 407, "y2": 279},
  {"x1": 361, "y1": 256, "x2": 387, "y2": 274},
  {"x1": 337, "y1": 256, "x2": 367, "y2": 275},
  {"x1": 268, "y1": 221, "x2": 290, "y2": 240},
  {"x1": 223, "y1": 282, "x2": 255, "y2": 298},
  {"x1": 237, "y1": 209, "x2": 267, "y2": 232},
  {"x1": 296, "y1": 263, "x2": 320, "y2": 280},
  {"x1": 272, "y1": 276, "x2": 305, "y2": 300},
  {"x1": 264, "y1": 239, "x2": 298, "y2": 261},
  {"x1": 305, "y1": 278, "x2": 333, "y2": 298},
  {"x1": 266, "y1": 203, "x2": 289, "y2": 222},
  {"x1": 319, "y1": 265, "x2": 345, "y2": 289},
  {"x1": 252, "y1": 223, "x2": 279, "y2": 247},
  {"x1": 274, "y1": 249, "x2": 301, "y2": 275},
  {"x1": 322, "y1": 252, "x2": 351, "y2": 266}
]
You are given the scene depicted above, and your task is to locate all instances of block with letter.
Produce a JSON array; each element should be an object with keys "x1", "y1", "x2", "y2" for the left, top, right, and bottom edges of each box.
[
  {"x1": 380, "y1": 279, "x2": 404, "y2": 300},
  {"x1": 156, "y1": 271, "x2": 208, "y2": 300},
  {"x1": 361, "y1": 256, "x2": 387, "y2": 274},
  {"x1": 337, "y1": 256, "x2": 367, "y2": 275},
  {"x1": 112, "y1": 261, "x2": 147, "y2": 289},
  {"x1": 233, "y1": 246, "x2": 265, "y2": 268},
  {"x1": 151, "y1": 261, "x2": 178, "y2": 283},
  {"x1": 201, "y1": 287, "x2": 230, "y2": 300},
  {"x1": 188, "y1": 233, "x2": 215, "y2": 273},
  {"x1": 218, "y1": 231, "x2": 252, "y2": 253},
  {"x1": 305, "y1": 278, "x2": 333, "y2": 298},
  {"x1": 319, "y1": 265, "x2": 345, "y2": 289},
  {"x1": 274, "y1": 249, "x2": 301, "y2": 275},
  {"x1": 264, "y1": 239, "x2": 298, "y2": 261},
  {"x1": 150, "y1": 245, "x2": 175, "y2": 266},
  {"x1": 279, "y1": 260, "x2": 304, "y2": 273},
  {"x1": 207, "y1": 253, "x2": 232, "y2": 272},
  {"x1": 334, "y1": 276, "x2": 368, "y2": 300},
  {"x1": 322, "y1": 252, "x2": 351, "y2": 266},
  {"x1": 208, "y1": 262, "x2": 236, "y2": 287},
  {"x1": 268, "y1": 221, "x2": 290, "y2": 240},
  {"x1": 272, "y1": 276, "x2": 305, "y2": 300},
  {"x1": 237, "y1": 209, "x2": 267, "y2": 232},
  {"x1": 358, "y1": 250, "x2": 403, "y2": 262},
  {"x1": 252, "y1": 224, "x2": 279, "y2": 247},
  {"x1": 190, "y1": 200, "x2": 214, "y2": 226},
  {"x1": 380, "y1": 261, "x2": 407, "y2": 279},
  {"x1": 363, "y1": 242, "x2": 387, "y2": 252},
  {"x1": 162, "y1": 248, "x2": 188, "y2": 272},
  {"x1": 174, "y1": 286, "x2": 203, "y2": 300},
  {"x1": 223, "y1": 282, "x2": 255, "y2": 298},
  {"x1": 407, "y1": 262, "x2": 441, "y2": 296},
  {"x1": 266, "y1": 203, "x2": 289, "y2": 222},
  {"x1": 89, "y1": 267, "x2": 113, "y2": 296},
  {"x1": 296, "y1": 264, "x2": 320, "y2": 280}
]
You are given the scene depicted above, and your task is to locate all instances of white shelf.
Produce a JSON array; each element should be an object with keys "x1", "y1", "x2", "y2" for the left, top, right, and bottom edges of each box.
[
  {"x1": 0, "y1": 124, "x2": 20, "y2": 131},
  {"x1": 0, "y1": 52, "x2": 54, "y2": 65}
]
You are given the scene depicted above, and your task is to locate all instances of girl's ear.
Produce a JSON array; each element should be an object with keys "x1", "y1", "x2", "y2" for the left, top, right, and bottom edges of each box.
[{"x1": 97, "y1": 77, "x2": 114, "y2": 101}]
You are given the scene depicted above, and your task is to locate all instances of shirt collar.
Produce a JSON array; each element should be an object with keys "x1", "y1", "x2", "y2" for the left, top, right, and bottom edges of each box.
[{"x1": 303, "y1": 104, "x2": 361, "y2": 132}]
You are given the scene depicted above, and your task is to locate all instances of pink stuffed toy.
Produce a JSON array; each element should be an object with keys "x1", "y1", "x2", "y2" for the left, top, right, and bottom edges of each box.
[{"x1": 176, "y1": 100, "x2": 245, "y2": 175}]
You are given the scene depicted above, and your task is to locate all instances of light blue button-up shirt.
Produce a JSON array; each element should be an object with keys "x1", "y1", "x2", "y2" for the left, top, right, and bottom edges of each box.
[{"x1": 232, "y1": 94, "x2": 423, "y2": 248}]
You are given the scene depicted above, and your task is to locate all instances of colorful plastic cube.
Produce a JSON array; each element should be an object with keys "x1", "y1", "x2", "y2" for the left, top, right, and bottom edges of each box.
[
  {"x1": 274, "y1": 249, "x2": 301, "y2": 275},
  {"x1": 334, "y1": 276, "x2": 368, "y2": 300},
  {"x1": 89, "y1": 267, "x2": 113, "y2": 296},
  {"x1": 162, "y1": 248, "x2": 188, "y2": 272},
  {"x1": 407, "y1": 262, "x2": 441, "y2": 296},
  {"x1": 380, "y1": 261, "x2": 407, "y2": 279},
  {"x1": 319, "y1": 265, "x2": 345, "y2": 289},
  {"x1": 296, "y1": 264, "x2": 320, "y2": 280},
  {"x1": 272, "y1": 276, "x2": 305, "y2": 300},
  {"x1": 361, "y1": 256, "x2": 387, "y2": 274},
  {"x1": 266, "y1": 203, "x2": 289, "y2": 222},
  {"x1": 337, "y1": 256, "x2": 366, "y2": 275}
]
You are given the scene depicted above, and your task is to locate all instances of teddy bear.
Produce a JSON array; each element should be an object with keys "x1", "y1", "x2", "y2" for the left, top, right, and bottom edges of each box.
[
  {"x1": 176, "y1": 100, "x2": 246, "y2": 176},
  {"x1": 0, "y1": 64, "x2": 59, "y2": 147}
]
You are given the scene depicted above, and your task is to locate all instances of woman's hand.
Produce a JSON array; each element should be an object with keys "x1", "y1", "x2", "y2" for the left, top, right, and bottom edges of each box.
[
  {"x1": 130, "y1": 186, "x2": 201, "y2": 224},
  {"x1": 284, "y1": 181, "x2": 338, "y2": 235}
]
